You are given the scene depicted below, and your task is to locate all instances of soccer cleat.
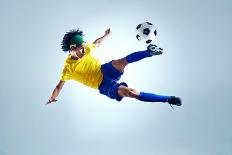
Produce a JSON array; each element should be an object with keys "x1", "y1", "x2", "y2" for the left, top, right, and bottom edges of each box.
[
  {"x1": 147, "y1": 44, "x2": 163, "y2": 56},
  {"x1": 167, "y1": 96, "x2": 182, "y2": 106}
]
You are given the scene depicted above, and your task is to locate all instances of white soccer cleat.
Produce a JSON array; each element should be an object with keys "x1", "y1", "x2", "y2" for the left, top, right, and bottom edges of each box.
[{"x1": 147, "y1": 44, "x2": 163, "y2": 56}]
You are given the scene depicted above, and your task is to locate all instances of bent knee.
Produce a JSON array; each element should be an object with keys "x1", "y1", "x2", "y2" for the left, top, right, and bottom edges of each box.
[
  {"x1": 118, "y1": 86, "x2": 139, "y2": 98},
  {"x1": 128, "y1": 88, "x2": 139, "y2": 98},
  {"x1": 112, "y1": 58, "x2": 128, "y2": 72}
]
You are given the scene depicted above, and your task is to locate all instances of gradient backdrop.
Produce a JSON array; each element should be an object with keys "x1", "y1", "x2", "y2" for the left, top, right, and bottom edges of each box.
[{"x1": 0, "y1": 0, "x2": 232, "y2": 155}]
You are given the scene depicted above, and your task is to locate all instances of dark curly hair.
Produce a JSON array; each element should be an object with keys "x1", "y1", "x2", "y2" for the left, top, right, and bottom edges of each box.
[{"x1": 61, "y1": 28, "x2": 84, "y2": 52}]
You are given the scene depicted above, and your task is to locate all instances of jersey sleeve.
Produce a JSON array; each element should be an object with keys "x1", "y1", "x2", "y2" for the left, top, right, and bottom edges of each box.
[
  {"x1": 85, "y1": 43, "x2": 96, "y2": 55},
  {"x1": 90, "y1": 43, "x2": 96, "y2": 51},
  {"x1": 60, "y1": 66, "x2": 72, "y2": 81}
]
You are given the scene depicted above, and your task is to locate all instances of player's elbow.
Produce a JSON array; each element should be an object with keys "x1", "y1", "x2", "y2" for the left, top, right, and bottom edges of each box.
[
  {"x1": 56, "y1": 80, "x2": 65, "y2": 89},
  {"x1": 56, "y1": 83, "x2": 64, "y2": 90},
  {"x1": 93, "y1": 40, "x2": 101, "y2": 47},
  {"x1": 56, "y1": 85, "x2": 63, "y2": 90}
]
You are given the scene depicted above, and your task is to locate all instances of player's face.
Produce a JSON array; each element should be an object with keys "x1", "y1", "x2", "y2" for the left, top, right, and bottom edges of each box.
[
  {"x1": 73, "y1": 43, "x2": 86, "y2": 58},
  {"x1": 78, "y1": 45, "x2": 85, "y2": 53}
]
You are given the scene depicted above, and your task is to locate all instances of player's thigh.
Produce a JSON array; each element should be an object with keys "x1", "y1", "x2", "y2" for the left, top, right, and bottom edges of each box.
[
  {"x1": 112, "y1": 58, "x2": 128, "y2": 72},
  {"x1": 118, "y1": 85, "x2": 139, "y2": 99}
]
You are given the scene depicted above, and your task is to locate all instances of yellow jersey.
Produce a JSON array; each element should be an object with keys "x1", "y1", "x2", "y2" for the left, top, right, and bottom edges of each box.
[{"x1": 60, "y1": 43, "x2": 103, "y2": 89}]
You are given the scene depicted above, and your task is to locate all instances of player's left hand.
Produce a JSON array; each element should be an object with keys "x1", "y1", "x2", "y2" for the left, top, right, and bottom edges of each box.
[
  {"x1": 105, "y1": 28, "x2": 111, "y2": 36},
  {"x1": 46, "y1": 98, "x2": 58, "y2": 105}
]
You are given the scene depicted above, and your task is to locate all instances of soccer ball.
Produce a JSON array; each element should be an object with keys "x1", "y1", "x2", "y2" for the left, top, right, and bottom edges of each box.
[{"x1": 136, "y1": 22, "x2": 157, "y2": 44}]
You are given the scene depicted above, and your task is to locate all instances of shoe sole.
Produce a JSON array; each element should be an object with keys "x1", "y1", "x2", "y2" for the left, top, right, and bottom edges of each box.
[
  {"x1": 148, "y1": 45, "x2": 163, "y2": 56},
  {"x1": 151, "y1": 50, "x2": 163, "y2": 55}
]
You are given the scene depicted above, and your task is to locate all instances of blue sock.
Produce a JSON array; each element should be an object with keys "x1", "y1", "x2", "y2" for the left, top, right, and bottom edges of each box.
[
  {"x1": 125, "y1": 50, "x2": 151, "y2": 63},
  {"x1": 138, "y1": 92, "x2": 170, "y2": 102}
]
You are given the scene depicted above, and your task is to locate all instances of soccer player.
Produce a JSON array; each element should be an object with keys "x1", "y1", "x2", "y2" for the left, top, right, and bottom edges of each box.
[{"x1": 47, "y1": 28, "x2": 181, "y2": 107}]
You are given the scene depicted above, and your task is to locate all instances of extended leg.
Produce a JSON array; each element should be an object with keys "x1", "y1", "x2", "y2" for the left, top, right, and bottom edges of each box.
[
  {"x1": 111, "y1": 50, "x2": 152, "y2": 73},
  {"x1": 112, "y1": 44, "x2": 163, "y2": 73},
  {"x1": 125, "y1": 50, "x2": 152, "y2": 63},
  {"x1": 118, "y1": 85, "x2": 181, "y2": 106},
  {"x1": 126, "y1": 44, "x2": 163, "y2": 64}
]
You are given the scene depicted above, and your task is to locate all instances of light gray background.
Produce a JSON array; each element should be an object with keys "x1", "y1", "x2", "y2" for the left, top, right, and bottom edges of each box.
[{"x1": 0, "y1": 0, "x2": 231, "y2": 155}]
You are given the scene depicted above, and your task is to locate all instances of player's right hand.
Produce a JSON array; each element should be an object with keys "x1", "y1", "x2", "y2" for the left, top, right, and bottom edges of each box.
[
  {"x1": 46, "y1": 98, "x2": 58, "y2": 105},
  {"x1": 105, "y1": 28, "x2": 111, "y2": 36}
]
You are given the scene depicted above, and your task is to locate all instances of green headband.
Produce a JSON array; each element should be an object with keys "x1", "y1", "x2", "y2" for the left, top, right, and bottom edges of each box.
[{"x1": 69, "y1": 35, "x2": 84, "y2": 49}]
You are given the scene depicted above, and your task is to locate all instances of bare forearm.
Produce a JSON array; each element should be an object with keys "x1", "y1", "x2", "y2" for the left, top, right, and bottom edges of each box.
[
  {"x1": 50, "y1": 87, "x2": 61, "y2": 100},
  {"x1": 47, "y1": 80, "x2": 65, "y2": 105},
  {"x1": 94, "y1": 28, "x2": 111, "y2": 46},
  {"x1": 94, "y1": 34, "x2": 108, "y2": 45}
]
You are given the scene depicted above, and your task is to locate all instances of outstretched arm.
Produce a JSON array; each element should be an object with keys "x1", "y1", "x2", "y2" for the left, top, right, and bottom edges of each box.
[
  {"x1": 46, "y1": 80, "x2": 65, "y2": 105},
  {"x1": 93, "y1": 28, "x2": 111, "y2": 47}
]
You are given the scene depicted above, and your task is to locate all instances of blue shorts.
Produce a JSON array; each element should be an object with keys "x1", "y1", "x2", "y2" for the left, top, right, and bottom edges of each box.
[{"x1": 98, "y1": 61, "x2": 128, "y2": 101}]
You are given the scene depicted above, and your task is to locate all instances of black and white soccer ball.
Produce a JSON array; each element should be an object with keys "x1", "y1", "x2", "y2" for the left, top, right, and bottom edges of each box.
[{"x1": 136, "y1": 22, "x2": 157, "y2": 44}]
